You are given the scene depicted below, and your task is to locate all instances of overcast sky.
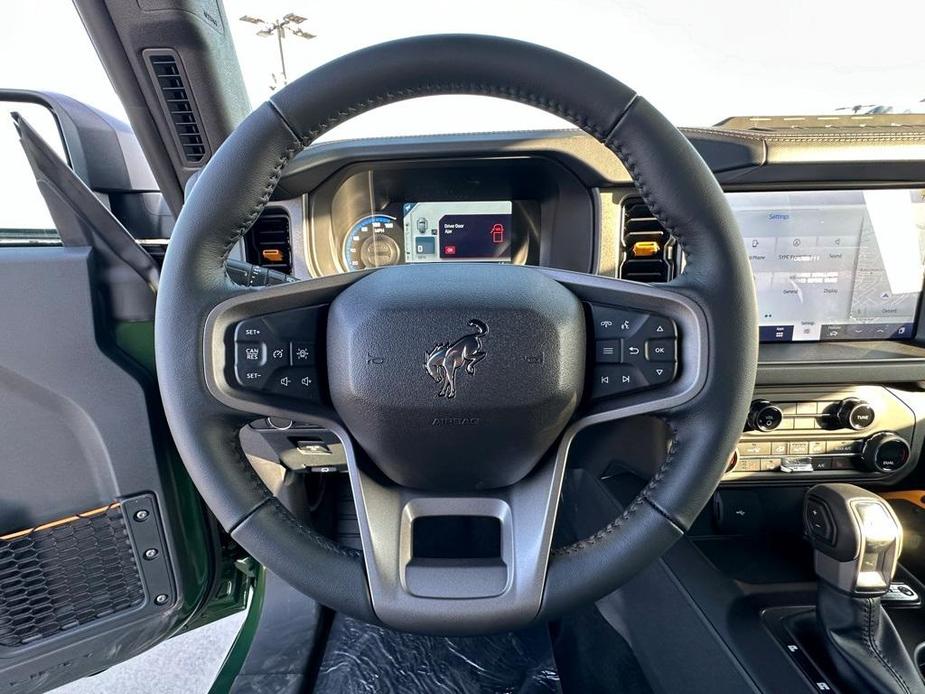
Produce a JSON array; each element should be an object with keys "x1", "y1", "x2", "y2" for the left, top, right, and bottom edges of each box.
[{"x1": 1, "y1": 1, "x2": 923, "y2": 227}]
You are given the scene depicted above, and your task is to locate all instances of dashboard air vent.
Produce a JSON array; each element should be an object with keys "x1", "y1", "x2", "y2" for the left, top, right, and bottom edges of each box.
[
  {"x1": 139, "y1": 240, "x2": 168, "y2": 269},
  {"x1": 620, "y1": 198, "x2": 677, "y2": 282},
  {"x1": 146, "y1": 51, "x2": 207, "y2": 165},
  {"x1": 244, "y1": 208, "x2": 292, "y2": 275}
]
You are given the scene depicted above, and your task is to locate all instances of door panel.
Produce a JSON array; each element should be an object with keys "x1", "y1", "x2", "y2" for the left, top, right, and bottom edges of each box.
[{"x1": 0, "y1": 248, "x2": 217, "y2": 692}]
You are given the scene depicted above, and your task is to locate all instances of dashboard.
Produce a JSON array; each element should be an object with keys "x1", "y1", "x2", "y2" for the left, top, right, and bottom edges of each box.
[{"x1": 235, "y1": 122, "x2": 925, "y2": 489}]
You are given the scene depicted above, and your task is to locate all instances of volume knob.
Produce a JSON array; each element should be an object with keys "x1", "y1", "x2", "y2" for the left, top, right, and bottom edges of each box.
[{"x1": 748, "y1": 400, "x2": 783, "y2": 432}]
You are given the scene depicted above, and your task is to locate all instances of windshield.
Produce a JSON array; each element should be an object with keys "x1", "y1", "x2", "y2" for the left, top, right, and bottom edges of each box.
[{"x1": 225, "y1": 0, "x2": 925, "y2": 139}]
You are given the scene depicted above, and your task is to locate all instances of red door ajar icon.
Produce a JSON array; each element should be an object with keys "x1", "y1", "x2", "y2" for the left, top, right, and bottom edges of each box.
[{"x1": 491, "y1": 223, "x2": 504, "y2": 244}]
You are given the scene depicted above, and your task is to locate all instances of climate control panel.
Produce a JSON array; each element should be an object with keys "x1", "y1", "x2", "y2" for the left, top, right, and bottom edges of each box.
[{"x1": 724, "y1": 386, "x2": 918, "y2": 482}]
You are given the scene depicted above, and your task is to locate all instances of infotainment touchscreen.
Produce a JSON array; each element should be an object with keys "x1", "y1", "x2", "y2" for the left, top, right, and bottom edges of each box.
[
  {"x1": 727, "y1": 188, "x2": 925, "y2": 342},
  {"x1": 402, "y1": 201, "x2": 512, "y2": 263}
]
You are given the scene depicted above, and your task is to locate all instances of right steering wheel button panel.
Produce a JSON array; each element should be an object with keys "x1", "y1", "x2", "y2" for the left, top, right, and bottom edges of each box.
[{"x1": 588, "y1": 304, "x2": 678, "y2": 399}]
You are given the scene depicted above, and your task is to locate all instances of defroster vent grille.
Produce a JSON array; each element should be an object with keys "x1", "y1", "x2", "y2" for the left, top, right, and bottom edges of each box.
[{"x1": 147, "y1": 51, "x2": 207, "y2": 165}]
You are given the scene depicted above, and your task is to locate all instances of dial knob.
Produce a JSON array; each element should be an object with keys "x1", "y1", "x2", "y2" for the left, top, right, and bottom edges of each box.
[
  {"x1": 836, "y1": 398, "x2": 875, "y2": 431},
  {"x1": 861, "y1": 432, "x2": 910, "y2": 473},
  {"x1": 748, "y1": 400, "x2": 783, "y2": 432}
]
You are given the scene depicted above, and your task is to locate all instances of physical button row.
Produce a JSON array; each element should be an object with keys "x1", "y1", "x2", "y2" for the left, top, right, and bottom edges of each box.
[{"x1": 737, "y1": 440, "x2": 861, "y2": 457}]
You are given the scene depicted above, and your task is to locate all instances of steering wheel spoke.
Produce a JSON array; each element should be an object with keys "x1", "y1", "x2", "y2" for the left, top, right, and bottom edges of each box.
[
  {"x1": 202, "y1": 270, "x2": 371, "y2": 424},
  {"x1": 538, "y1": 269, "x2": 709, "y2": 423},
  {"x1": 345, "y1": 441, "x2": 566, "y2": 634}
]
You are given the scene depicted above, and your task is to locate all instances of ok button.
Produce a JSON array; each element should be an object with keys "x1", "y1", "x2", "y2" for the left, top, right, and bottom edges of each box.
[{"x1": 646, "y1": 338, "x2": 676, "y2": 362}]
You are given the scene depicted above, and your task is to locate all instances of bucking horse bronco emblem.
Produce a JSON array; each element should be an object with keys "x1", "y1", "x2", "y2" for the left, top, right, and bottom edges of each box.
[{"x1": 423, "y1": 319, "x2": 488, "y2": 398}]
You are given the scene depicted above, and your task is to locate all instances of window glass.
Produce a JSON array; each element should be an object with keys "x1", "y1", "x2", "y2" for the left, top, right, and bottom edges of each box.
[
  {"x1": 0, "y1": 1, "x2": 127, "y2": 242},
  {"x1": 225, "y1": 0, "x2": 925, "y2": 140},
  {"x1": 0, "y1": 103, "x2": 66, "y2": 242}
]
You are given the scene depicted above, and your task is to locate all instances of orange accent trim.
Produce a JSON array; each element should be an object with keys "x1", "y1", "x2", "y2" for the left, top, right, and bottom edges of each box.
[
  {"x1": 631, "y1": 241, "x2": 661, "y2": 257},
  {"x1": 261, "y1": 249, "x2": 285, "y2": 263},
  {"x1": 0, "y1": 502, "x2": 121, "y2": 542},
  {"x1": 882, "y1": 491, "x2": 925, "y2": 510}
]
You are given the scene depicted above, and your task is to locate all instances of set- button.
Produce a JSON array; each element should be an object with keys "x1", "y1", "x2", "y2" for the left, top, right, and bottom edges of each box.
[{"x1": 587, "y1": 304, "x2": 679, "y2": 400}]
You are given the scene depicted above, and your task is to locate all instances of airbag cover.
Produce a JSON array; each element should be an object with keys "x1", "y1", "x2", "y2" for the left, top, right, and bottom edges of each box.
[{"x1": 327, "y1": 264, "x2": 585, "y2": 490}]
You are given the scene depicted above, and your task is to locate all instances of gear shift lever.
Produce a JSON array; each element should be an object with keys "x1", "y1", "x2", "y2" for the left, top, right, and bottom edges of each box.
[{"x1": 804, "y1": 483, "x2": 924, "y2": 694}]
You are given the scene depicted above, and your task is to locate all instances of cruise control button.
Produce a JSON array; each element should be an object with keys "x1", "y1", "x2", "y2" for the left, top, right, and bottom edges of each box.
[
  {"x1": 589, "y1": 305, "x2": 647, "y2": 339},
  {"x1": 591, "y1": 365, "x2": 646, "y2": 398},
  {"x1": 646, "y1": 338, "x2": 676, "y2": 362},
  {"x1": 235, "y1": 365, "x2": 270, "y2": 389},
  {"x1": 236, "y1": 342, "x2": 264, "y2": 366},
  {"x1": 266, "y1": 342, "x2": 289, "y2": 369},
  {"x1": 234, "y1": 318, "x2": 269, "y2": 341},
  {"x1": 269, "y1": 368, "x2": 320, "y2": 401}
]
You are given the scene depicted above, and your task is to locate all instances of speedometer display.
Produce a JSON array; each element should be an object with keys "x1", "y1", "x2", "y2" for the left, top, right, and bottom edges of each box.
[{"x1": 342, "y1": 214, "x2": 403, "y2": 271}]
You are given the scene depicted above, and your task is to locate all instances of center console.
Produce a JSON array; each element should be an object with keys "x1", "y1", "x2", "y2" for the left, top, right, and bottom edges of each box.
[{"x1": 725, "y1": 386, "x2": 918, "y2": 482}]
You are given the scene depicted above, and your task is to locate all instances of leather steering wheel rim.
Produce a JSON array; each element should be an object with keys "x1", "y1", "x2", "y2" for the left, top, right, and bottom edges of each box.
[{"x1": 155, "y1": 34, "x2": 758, "y2": 634}]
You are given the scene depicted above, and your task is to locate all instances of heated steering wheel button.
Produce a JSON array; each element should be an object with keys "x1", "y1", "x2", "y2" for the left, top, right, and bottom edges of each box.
[
  {"x1": 591, "y1": 365, "x2": 646, "y2": 398},
  {"x1": 291, "y1": 342, "x2": 316, "y2": 366},
  {"x1": 646, "y1": 338, "x2": 676, "y2": 362}
]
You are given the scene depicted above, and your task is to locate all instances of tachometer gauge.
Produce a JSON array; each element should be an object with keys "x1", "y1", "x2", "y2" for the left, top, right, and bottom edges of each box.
[{"x1": 342, "y1": 214, "x2": 403, "y2": 271}]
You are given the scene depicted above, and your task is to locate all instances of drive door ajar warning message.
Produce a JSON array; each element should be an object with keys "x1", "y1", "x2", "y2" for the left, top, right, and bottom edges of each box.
[
  {"x1": 403, "y1": 200, "x2": 513, "y2": 263},
  {"x1": 439, "y1": 213, "x2": 511, "y2": 259}
]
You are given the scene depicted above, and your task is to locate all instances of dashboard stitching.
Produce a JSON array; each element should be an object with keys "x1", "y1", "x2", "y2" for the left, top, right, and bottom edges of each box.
[{"x1": 683, "y1": 127, "x2": 925, "y2": 144}]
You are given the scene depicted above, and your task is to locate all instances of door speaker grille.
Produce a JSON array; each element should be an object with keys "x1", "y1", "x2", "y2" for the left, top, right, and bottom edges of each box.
[{"x1": 0, "y1": 503, "x2": 145, "y2": 648}]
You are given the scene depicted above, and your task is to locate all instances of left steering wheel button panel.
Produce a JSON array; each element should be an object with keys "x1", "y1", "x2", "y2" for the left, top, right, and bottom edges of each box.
[{"x1": 231, "y1": 308, "x2": 324, "y2": 403}]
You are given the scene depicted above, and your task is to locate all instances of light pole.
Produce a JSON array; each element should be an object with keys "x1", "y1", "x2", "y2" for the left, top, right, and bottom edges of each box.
[{"x1": 240, "y1": 13, "x2": 316, "y2": 90}]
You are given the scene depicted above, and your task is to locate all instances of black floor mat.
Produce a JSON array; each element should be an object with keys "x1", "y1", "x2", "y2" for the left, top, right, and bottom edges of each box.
[
  {"x1": 313, "y1": 614, "x2": 561, "y2": 693},
  {"x1": 312, "y1": 607, "x2": 652, "y2": 694},
  {"x1": 551, "y1": 606, "x2": 652, "y2": 694}
]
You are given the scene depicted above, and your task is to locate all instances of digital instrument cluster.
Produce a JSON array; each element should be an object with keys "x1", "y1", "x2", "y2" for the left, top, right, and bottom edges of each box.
[{"x1": 342, "y1": 200, "x2": 513, "y2": 271}]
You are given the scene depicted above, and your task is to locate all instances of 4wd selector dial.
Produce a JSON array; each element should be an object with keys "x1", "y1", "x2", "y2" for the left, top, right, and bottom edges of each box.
[
  {"x1": 861, "y1": 432, "x2": 910, "y2": 473},
  {"x1": 748, "y1": 400, "x2": 783, "y2": 432},
  {"x1": 836, "y1": 398, "x2": 875, "y2": 431}
]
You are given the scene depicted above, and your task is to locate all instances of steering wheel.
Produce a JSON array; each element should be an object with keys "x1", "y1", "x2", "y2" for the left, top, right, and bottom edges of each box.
[{"x1": 155, "y1": 35, "x2": 757, "y2": 635}]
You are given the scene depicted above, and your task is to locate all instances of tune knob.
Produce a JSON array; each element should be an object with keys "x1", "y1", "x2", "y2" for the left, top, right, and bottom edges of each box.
[
  {"x1": 861, "y1": 432, "x2": 910, "y2": 473},
  {"x1": 748, "y1": 400, "x2": 783, "y2": 432},
  {"x1": 836, "y1": 398, "x2": 875, "y2": 431}
]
